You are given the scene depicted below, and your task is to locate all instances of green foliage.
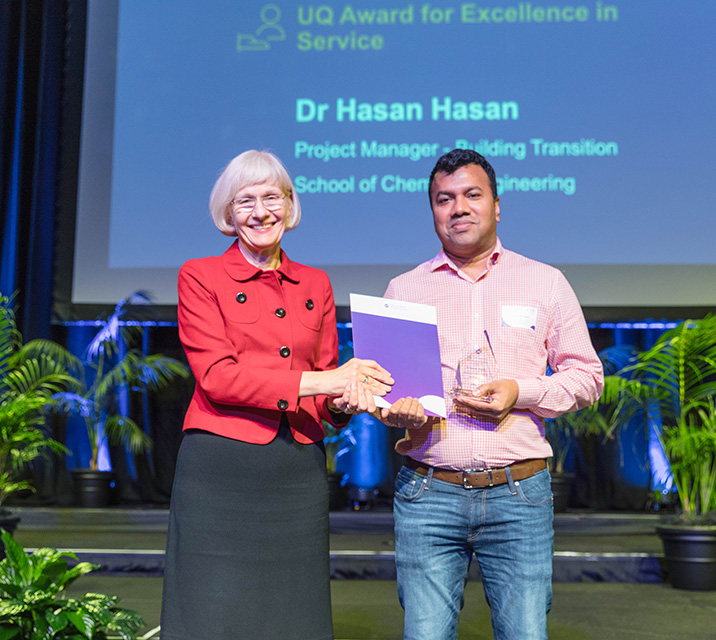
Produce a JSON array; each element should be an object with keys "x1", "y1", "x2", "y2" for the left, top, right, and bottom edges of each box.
[
  {"x1": 661, "y1": 398, "x2": 716, "y2": 518},
  {"x1": 547, "y1": 315, "x2": 716, "y2": 519},
  {"x1": 0, "y1": 295, "x2": 77, "y2": 506},
  {"x1": 617, "y1": 315, "x2": 716, "y2": 519},
  {"x1": 0, "y1": 529, "x2": 144, "y2": 639},
  {"x1": 627, "y1": 315, "x2": 716, "y2": 421},
  {"x1": 49, "y1": 292, "x2": 190, "y2": 470},
  {"x1": 545, "y1": 346, "x2": 638, "y2": 474}
]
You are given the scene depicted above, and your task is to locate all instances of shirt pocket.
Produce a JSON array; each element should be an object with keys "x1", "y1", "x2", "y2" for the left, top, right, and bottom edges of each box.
[{"x1": 493, "y1": 326, "x2": 538, "y2": 354}]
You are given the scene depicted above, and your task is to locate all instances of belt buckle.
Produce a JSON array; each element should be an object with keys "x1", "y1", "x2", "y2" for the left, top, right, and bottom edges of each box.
[{"x1": 462, "y1": 469, "x2": 493, "y2": 489}]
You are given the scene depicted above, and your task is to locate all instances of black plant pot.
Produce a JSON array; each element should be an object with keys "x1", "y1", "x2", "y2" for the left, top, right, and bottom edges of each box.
[
  {"x1": 656, "y1": 524, "x2": 716, "y2": 590},
  {"x1": 551, "y1": 472, "x2": 573, "y2": 513},
  {"x1": 72, "y1": 469, "x2": 114, "y2": 508}
]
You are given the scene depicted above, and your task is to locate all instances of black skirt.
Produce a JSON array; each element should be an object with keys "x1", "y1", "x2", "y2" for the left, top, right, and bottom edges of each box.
[{"x1": 160, "y1": 424, "x2": 333, "y2": 640}]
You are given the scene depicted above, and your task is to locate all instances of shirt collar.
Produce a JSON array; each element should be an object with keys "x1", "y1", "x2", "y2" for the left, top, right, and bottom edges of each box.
[
  {"x1": 429, "y1": 238, "x2": 503, "y2": 273},
  {"x1": 221, "y1": 240, "x2": 300, "y2": 283}
]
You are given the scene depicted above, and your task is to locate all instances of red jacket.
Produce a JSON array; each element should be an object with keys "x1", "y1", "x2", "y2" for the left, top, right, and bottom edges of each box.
[{"x1": 178, "y1": 241, "x2": 348, "y2": 444}]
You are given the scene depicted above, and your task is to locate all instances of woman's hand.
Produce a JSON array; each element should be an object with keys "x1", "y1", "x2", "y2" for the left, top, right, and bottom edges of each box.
[
  {"x1": 331, "y1": 358, "x2": 393, "y2": 397},
  {"x1": 329, "y1": 379, "x2": 379, "y2": 415},
  {"x1": 300, "y1": 358, "x2": 393, "y2": 399}
]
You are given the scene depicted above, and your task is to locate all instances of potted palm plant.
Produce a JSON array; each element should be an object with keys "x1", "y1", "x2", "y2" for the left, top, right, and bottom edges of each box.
[
  {"x1": 545, "y1": 345, "x2": 639, "y2": 511},
  {"x1": 546, "y1": 406, "x2": 604, "y2": 512},
  {"x1": 0, "y1": 294, "x2": 77, "y2": 527},
  {"x1": 615, "y1": 315, "x2": 716, "y2": 589},
  {"x1": 50, "y1": 292, "x2": 190, "y2": 507}
]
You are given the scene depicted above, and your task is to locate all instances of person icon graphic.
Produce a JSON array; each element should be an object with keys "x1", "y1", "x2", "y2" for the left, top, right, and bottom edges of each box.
[
  {"x1": 256, "y1": 5, "x2": 285, "y2": 42},
  {"x1": 237, "y1": 4, "x2": 285, "y2": 52}
]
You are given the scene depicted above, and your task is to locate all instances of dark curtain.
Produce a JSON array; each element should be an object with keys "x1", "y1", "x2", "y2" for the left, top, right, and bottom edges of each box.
[
  {"x1": 0, "y1": 0, "x2": 187, "y2": 507},
  {"x1": 0, "y1": 0, "x2": 74, "y2": 340},
  {"x1": 0, "y1": 0, "x2": 69, "y2": 506}
]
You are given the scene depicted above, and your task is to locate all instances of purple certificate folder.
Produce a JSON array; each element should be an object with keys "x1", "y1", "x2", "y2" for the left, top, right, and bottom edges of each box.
[{"x1": 350, "y1": 293, "x2": 446, "y2": 418}]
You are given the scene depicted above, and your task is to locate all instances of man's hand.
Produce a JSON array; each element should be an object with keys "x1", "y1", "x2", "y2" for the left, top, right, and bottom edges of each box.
[
  {"x1": 454, "y1": 379, "x2": 519, "y2": 422},
  {"x1": 378, "y1": 396, "x2": 428, "y2": 430}
]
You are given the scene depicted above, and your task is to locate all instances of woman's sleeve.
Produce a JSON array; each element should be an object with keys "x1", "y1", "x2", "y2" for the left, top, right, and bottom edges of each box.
[
  {"x1": 177, "y1": 261, "x2": 303, "y2": 412},
  {"x1": 312, "y1": 272, "x2": 351, "y2": 428}
]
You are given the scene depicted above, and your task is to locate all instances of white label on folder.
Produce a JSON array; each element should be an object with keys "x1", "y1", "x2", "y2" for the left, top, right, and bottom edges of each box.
[{"x1": 350, "y1": 293, "x2": 437, "y2": 325}]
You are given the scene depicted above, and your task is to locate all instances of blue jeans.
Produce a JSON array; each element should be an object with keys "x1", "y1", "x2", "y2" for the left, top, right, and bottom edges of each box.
[{"x1": 393, "y1": 464, "x2": 554, "y2": 640}]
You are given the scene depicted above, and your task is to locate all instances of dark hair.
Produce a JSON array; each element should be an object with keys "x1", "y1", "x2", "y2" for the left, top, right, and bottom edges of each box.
[{"x1": 428, "y1": 149, "x2": 498, "y2": 201}]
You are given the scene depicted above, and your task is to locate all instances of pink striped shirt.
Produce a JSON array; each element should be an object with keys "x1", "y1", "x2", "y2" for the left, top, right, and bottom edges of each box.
[{"x1": 384, "y1": 238, "x2": 603, "y2": 470}]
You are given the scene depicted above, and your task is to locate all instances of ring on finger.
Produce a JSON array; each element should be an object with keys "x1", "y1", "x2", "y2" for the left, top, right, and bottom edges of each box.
[{"x1": 362, "y1": 375, "x2": 369, "y2": 384}]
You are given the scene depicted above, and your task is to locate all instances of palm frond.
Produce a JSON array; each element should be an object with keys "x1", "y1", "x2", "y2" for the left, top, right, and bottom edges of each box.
[
  {"x1": 86, "y1": 326, "x2": 118, "y2": 362},
  {"x1": 18, "y1": 339, "x2": 84, "y2": 378},
  {"x1": 51, "y1": 392, "x2": 94, "y2": 418},
  {"x1": 0, "y1": 291, "x2": 85, "y2": 505},
  {"x1": 94, "y1": 350, "x2": 188, "y2": 401},
  {"x1": 0, "y1": 295, "x2": 22, "y2": 379},
  {"x1": 136, "y1": 354, "x2": 191, "y2": 387},
  {"x1": 625, "y1": 314, "x2": 716, "y2": 421},
  {"x1": 615, "y1": 315, "x2": 716, "y2": 517},
  {"x1": 661, "y1": 398, "x2": 716, "y2": 516},
  {"x1": 2, "y1": 356, "x2": 78, "y2": 399},
  {"x1": 103, "y1": 415, "x2": 152, "y2": 453},
  {"x1": 86, "y1": 291, "x2": 154, "y2": 360},
  {"x1": 2, "y1": 289, "x2": 188, "y2": 475}
]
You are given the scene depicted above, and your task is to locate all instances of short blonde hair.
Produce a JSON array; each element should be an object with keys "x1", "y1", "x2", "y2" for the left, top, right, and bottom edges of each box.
[{"x1": 209, "y1": 150, "x2": 301, "y2": 236}]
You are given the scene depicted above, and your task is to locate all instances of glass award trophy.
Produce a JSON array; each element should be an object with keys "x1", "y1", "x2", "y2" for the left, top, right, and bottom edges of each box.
[{"x1": 449, "y1": 331, "x2": 498, "y2": 402}]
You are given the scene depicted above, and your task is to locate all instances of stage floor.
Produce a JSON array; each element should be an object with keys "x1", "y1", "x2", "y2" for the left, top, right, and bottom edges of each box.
[
  {"x1": 64, "y1": 577, "x2": 716, "y2": 640},
  {"x1": 12, "y1": 507, "x2": 666, "y2": 582},
  {"x1": 8, "y1": 507, "x2": 716, "y2": 639}
]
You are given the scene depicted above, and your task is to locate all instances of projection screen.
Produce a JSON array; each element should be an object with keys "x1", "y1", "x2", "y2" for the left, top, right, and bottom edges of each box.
[{"x1": 69, "y1": 0, "x2": 716, "y2": 318}]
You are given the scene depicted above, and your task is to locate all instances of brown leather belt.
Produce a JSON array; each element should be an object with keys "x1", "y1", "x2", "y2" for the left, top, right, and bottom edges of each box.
[{"x1": 404, "y1": 457, "x2": 547, "y2": 489}]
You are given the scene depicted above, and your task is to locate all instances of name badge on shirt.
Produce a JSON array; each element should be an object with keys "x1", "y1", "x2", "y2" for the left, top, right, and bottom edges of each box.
[{"x1": 501, "y1": 305, "x2": 538, "y2": 331}]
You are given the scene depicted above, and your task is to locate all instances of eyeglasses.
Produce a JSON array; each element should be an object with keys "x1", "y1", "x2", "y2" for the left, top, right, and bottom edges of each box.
[{"x1": 230, "y1": 193, "x2": 285, "y2": 214}]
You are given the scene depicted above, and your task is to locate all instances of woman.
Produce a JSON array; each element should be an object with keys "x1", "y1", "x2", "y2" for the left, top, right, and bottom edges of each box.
[{"x1": 160, "y1": 150, "x2": 392, "y2": 639}]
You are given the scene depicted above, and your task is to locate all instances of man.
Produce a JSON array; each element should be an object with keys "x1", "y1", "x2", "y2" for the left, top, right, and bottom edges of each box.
[{"x1": 378, "y1": 149, "x2": 603, "y2": 640}]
